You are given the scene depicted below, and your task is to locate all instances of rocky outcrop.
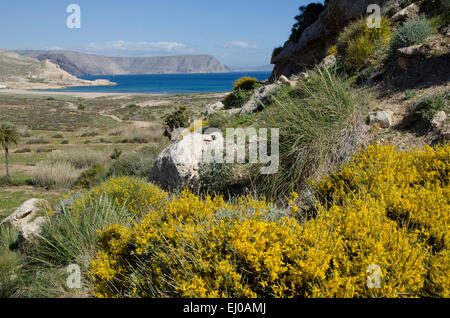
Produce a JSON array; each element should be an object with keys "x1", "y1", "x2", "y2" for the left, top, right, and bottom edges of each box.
[
  {"x1": 0, "y1": 49, "x2": 115, "y2": 89},
  {"x1": 238, "y1": 84, "x2": 279, "y2": 115},
  {"x1": 270, "y1": 0, "x2": 385, "y2": 81},
  {"x1": 204, "y1": 100, "x2": 225, "y2": 116},
  {"x1": 149, "y1": 131, "x2": 225, "y2": 189},
  {"x1": 391, "y1": 3, "x2": 419, "y2": 22},
  {"x1": 15, "y1": 50, "x2": 231, "y2": 76},
  {"x1": 0, "y1": 198, "x2": 49, "y2": 245}
]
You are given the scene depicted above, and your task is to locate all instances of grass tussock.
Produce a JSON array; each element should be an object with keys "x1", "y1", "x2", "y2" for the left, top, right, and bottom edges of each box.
[
  {"x1": 32, "y1": 162, "x2": 84, "y2": 189},
  {"x1": 0, "y1": 226, "x2": 20, "y2": 297},
  {"x1": 121, "y1": 126, "x2": 163, "y2": 144},
  {"x1": 254, "y1": 67, "x2": 366, "y2": 197},
  {"x1": 50, "y1": 149, "x2": 108, "y2": 170}
]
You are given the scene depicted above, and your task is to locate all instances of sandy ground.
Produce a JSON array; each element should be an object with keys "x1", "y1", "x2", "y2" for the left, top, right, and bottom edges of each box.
[
  {"x1": 0, "y1": 88, "x2": 162, "y2": 99},
  {"x1": 0, "y1": 89, "x2": 228, "y2": 99}
]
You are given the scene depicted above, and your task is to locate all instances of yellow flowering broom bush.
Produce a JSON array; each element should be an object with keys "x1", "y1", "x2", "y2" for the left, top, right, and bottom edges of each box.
[
  {"x1": 73, "y1": 176, "x2": 168, "y2": 216},
  {"x1": 337, "y1": 16, "x2": 392, "y2": 72},
  {"x1": 89, "y1": 145, "x2": 449, "y2": 298}
]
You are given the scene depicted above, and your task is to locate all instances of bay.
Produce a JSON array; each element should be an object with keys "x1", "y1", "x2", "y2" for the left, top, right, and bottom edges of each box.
[{"x1": 44, "y1": 71, "x2": 272, "y2": 94}]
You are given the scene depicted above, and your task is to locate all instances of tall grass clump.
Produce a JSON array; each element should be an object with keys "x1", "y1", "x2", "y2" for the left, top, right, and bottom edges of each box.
[
  {"x1": 0, "y1": 226, "x2": 20, "y2": 297},
  {"x1": 107, "y1": 146, "x2": 160, "y2": 178},
  {"x1": 392, "y1": 16, "x2": 433, "y2": 51},
  {"x1": 26, "y1": 135, "x2": 49, "y2": 145},
  {"x1": 50, "y1": 149, "x2": 107, "y2": 169},
  {"x1": 26, "y1": 196, "x2": 130, "y2": 268},
  {"x1": 255, "y1": 67, "x2": 365, "y2": 197},
  {"x1": 32, "y1": 162, "x2": 83, "y2": 189},
  {"x1": 121, "y1": 126, "x2": 162, "y2": 144}
]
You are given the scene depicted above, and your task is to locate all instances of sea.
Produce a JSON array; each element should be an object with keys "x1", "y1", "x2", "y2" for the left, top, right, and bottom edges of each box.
[{"x1": 44, "y1": 71, "x2": 272, "y2": 94}]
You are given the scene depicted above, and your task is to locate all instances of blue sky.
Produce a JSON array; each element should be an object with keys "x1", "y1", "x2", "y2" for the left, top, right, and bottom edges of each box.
[{"x1": 0, "y1": 0, "x2": 319, "y2": 68}]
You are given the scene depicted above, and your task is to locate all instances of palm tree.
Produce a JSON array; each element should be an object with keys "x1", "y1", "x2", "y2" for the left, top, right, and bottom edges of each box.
[{"x1": 0, "y1": 122, "x2": 19, "y2": 179}]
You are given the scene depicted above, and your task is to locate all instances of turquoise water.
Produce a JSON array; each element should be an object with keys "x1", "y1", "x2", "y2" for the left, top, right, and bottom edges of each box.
[{"x1": 44, "y1": 72, "x2": 272, "y2": 94}]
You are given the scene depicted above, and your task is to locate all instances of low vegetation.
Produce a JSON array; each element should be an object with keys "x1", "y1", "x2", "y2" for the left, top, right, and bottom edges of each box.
[
  {"x1": 392, "y1": 16, "x2": 433, "y2": 51},
  {"x1": 76, "y1": 144, "x2": 448, "y2": 298},
  {"x1": 336, "y1": 16, "x2": 392, "y2": 73}
]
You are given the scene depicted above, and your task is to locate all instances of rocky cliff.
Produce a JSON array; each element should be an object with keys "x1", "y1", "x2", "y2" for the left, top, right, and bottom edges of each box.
[
  {"x1": 270, "y1": 0, "x2": 386, "y2": 81},
  {"x1": 15, "y1": 50, "x2": 231, "y2": 76},
  {"x1": 0, "y1": 50, "x2": 115, "y2": 89}
]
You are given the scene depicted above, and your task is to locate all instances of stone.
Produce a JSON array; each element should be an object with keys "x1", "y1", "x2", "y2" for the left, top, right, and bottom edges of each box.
[
  {"x1": 320, "y1": 54, "x2": 337, "y2": 68},
  {"x1": 238, "y1": 84, "x2": 279, "y2": 115},
  {"x1": 278, "y1": 75, "x2": 298, "y2": 87},
  {"x1": 18, "y1": 217, "x2": 47, "y2": 245},
  {"x1": 442, "y1": 130, "x2": 450, "y2": 140},
  {"x1": 369, "y1": 110, "x2": 394, "y2": 128},
  {"x1": 397, "y1": 44, "x2": 430, "y2": 57},
  {"x1": 170, "y1": 127, "x2": 190, "y2": 141},
  {"x1": 391, "y1": 3, "x2": 419, "y2": 22},
  {"x1": 204, "y1": 100, "x2": 225, "y2": 116},
  {"x1": 431, "y1": 111, "x2": 447, "y2": 131},
  {"x1": 149, "y1": 131, "x2": 225, "y2": 189},
  {"x1": 0, "y1": 198, "x2": 49, "y2": 245}
]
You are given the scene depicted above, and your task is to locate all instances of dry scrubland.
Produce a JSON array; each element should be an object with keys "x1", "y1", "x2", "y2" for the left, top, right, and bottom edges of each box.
[
  {"x1": 0, "y1": 92, "x2": 222, "y2": 217},
  {"x1": 0, "y1": 0, "x2": 449, "y2": 298}
]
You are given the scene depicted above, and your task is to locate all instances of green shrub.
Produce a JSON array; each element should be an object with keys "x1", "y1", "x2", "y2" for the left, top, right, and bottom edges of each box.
[
  {"x1": 254, "y1": 67, "x2": 365, "y2": 197},
  {"x1": 26, "y1": 136, "x2": 49, "y2": 145},
  {"x1": 163, "y1": 107, "x2": 189, "y2": 138},
  {"x1": 289, "y1": 3, "x2": 325, "y2": 43},
  {"x1": 14, "y1": 147, "x2": 32, "y2": 153},
  {"x1": 413, "y1": 94, "x2": 448, "y2": 128},
  {"x1": 337, "y1": 16, "x2": 392, "y2": 72},
  {"x1": 36, "y1": 148, "x2": 54, "y2": 153},
  {"x1": 224, "y1": 89, "x2": 253, "y2": 109},
  {"x1": 75, "y1": 164, "x2": 108, "y2": 189},
  {"x1": 0, "y1": 175, "x2": 28, "y2": 186},
  {"x1": 52, "y1": 134, "x2": 64, "y2": 139},
  {"x1": 194, "y1": 163, "x2": 234, "y2": 194},
  {"x1": 107, "y1": 147, "x2": 159, "y2": 178},
  {"x1": 392, "y1": 17, "x2": 433, "y2": 51},
  {"x1": 233, "y1": 77, "x2": 260, "y2": 91},
  {"x1": 404, "y1": 90, "x2": 417, "y2": 100},
  {"x1": 109, "y1": 148, "x2": 122, "y2": 160},
  {"x1": 61, "y1": 140, "x2": 69, "y2": 145},
  {"x1": 80, "y1": 129, "x2": 98, "y2": 138}
]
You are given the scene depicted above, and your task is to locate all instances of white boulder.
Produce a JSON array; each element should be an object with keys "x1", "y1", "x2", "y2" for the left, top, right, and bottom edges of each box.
[
  {"x1": 369, "y1": 110, "x2": 394, "y2": 128},
  {"x1": 204, "y1": 100, "x2": 225, "y2": 116},
  {"x1": 0, "y1": 198, "x2": 49, "y2": 245},
  {"x1": 239, "y1": 84, "x2": 279, "y2": 115},
  {"x1": 149, "y1": 131, "x2": 225, "y2": 189}
]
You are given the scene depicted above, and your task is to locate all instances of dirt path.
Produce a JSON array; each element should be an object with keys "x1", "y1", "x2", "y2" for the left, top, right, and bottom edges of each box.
[{"x1": 99, "y1": 111, "x2": 152, "y2": 128}]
